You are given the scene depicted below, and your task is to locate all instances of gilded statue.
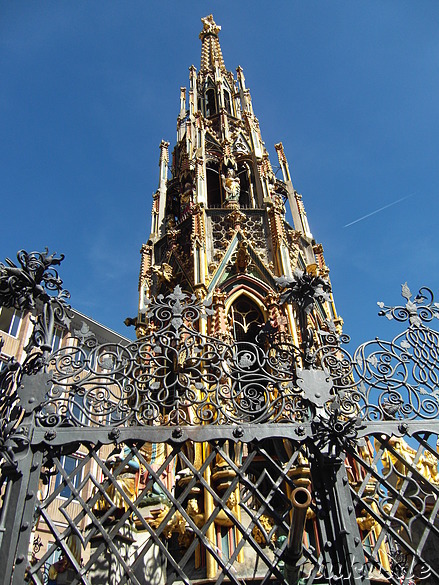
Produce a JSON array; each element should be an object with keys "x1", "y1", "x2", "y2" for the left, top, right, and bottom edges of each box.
[
  {"x1": 94, "y1": 445, "x2": 140, "y2": 515},
  {"x1": 152, "y1": 262, "x2": 173, "y2": 284},
  {"x1": 200, "y1": 14, "x2": 221, "y2": 38},
  {"x1": 251, "y1": 514, "x2": 276, "y2": 547},
  {"x1": 149, "y1": 508, "x2": 186, "y2": 540},
  {"x1": 186, "y1": 493, "x2": 238, "y2": 530},
  {"x1": 95, "y1": 443, "x2": 172, "y2": 516},
  {"x1": 181, "y1": 181, "x2": 194, "y2": 211}
]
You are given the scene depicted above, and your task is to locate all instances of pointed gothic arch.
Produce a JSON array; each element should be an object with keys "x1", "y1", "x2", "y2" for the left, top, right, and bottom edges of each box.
[
  {"x1": 236, "y1": 161, "x2": 255, "y2": 208},
  {"x1": 206, "y1": 160, "x2": 221, "y2": 207},
  {"x1": 225, "y1": 291, "x2": 267, "y2": 343},
  {"x1": 204, "y1": 78, "x2": 218, "y2": 117},
  {"x1": 222, "y1": 80, "x2": 233, "y2": 115}
]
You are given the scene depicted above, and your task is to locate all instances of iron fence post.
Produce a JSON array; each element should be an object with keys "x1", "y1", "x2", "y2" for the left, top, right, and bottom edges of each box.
[
  {"x1": 0, "y1": 369, "x2": 50, "y2": 585},
  {"x1": 310, "y1": 449, "x2": 370, "y2": 585},
  {"x1": 0, "y1": 441, "x2": 42, "y2": 585}
]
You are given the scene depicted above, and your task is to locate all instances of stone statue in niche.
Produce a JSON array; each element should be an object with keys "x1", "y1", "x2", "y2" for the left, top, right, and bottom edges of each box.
[
  {"x1": 221, "y1": 168, "x2": 240, "y2": 206},
  {"x1": 180, "y1": 181, "x2": 194, "y2": 214}
]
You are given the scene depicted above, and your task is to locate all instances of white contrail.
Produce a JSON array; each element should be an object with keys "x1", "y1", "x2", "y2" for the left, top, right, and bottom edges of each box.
[{"x1": 344, "y1": 193, "x2": 414, "y2": 228}]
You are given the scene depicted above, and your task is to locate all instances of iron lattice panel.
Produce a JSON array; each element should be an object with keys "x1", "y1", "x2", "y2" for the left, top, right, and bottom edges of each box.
[
  {"x1": 25, "y1": 438, "x2": 327, "y2": 585},
  {"x1": 346, "y1": 430, "x2": 439, "y2": 584},
  {"x1": 25, "y1": 431, "x2": 439, "y2": 585}
]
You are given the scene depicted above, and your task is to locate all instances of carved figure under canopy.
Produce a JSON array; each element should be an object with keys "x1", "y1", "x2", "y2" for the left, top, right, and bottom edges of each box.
[
  {"x1": 380, "y1": 436, "x2": 439, "y2": 489},
  {"x1": 181, "y1": 181, "x2": 194, "y2": 209},
  {"x1": 221, "y1": 168, "x2": 240, "y2": 203}
]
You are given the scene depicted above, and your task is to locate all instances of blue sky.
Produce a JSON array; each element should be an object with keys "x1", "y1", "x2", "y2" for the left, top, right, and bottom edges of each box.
[{"x1": 1, "y1": 1, "x2": 439, "y2": 352}]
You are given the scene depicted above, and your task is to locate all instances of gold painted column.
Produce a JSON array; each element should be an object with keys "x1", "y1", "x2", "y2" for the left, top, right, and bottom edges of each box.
[{"x1": 203, "y1": 442, "x2": 217, "y2": 578}]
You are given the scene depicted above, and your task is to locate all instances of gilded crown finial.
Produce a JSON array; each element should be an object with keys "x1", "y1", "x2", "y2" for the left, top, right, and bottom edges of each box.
[{"x1": 199, "y1": 14, "x2": 221, "y2": 40}]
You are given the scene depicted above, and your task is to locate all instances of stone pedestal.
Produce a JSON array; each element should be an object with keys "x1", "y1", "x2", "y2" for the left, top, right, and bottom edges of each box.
[
  {"x1": 89, "y1": 522, "x2": 134, "y2": 585},
  {"x1": 131, "y1": 529, "x2": 166, "y2": 585},
  {"x1": 89, "y1": 521, "x2": 166, "y2": 585}
]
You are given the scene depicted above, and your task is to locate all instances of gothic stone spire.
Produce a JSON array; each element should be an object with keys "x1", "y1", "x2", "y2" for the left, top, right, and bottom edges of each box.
[
  {"x1": 199, "y1": 14, "x2": 226, "y2": 74},
  {"x1": 138, "y1": 15, "x2": 341, "y2": 354}
]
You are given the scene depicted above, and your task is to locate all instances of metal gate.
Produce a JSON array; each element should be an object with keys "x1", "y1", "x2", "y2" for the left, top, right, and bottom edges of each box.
[{"x1": 1, "y1": 251, "x2": 439, "y2": 584}]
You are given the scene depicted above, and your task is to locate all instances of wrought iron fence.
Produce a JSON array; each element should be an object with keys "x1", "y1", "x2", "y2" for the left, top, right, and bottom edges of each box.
[{"x1": 1, "y1": 250, "x2": 439, "y2": 584}]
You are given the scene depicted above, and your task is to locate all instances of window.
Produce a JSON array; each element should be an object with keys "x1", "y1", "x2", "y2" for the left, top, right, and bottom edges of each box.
[
  {"x1": 237, "y1": 163, "x2": 253, "y2": 208},
  {"x1": 206, "y1": 162, "x2": 221, "y2": 207},
  {"x1": 224, "y1": 89, "x2": 232, "y2": 115},
  {"x1": 71, "y1": 392, "x2": 85, "y2": 425},
  {"x1": 205, "y1": 88, "x2": 217, "y2": 117},
  {"x1": 54, "y1": 456, "x2": 82, "y2": 499},
  {"x1": 0, "y1": 307, "x2": 22, "y2": 337},
  {"x1": 230, "y1": 297, "x2": 264, "y2": 343}
]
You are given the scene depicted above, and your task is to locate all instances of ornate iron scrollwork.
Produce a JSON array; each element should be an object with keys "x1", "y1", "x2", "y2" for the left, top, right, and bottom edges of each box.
[
  {"x1": 0, "y1": 248, "x2": 71, "y2": 352},
  {"x1": 41, "y1": 285, "x2": 310, "y2": 427},
  {"x1": 29, "y1": 273, "x2": 439, "y2": 428},
  {"x1": 377, "y1": 283, "x2": 439, "y2": 325},
  {"x1": 3, "y1": 246, "x2": 439, "y2": 434},
  {"x1": 351, "y1": 284, "x2": 439, "y2": 421},
  {"x1": 0, "y1": 249, "x2": 71, "y2": 473}
]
